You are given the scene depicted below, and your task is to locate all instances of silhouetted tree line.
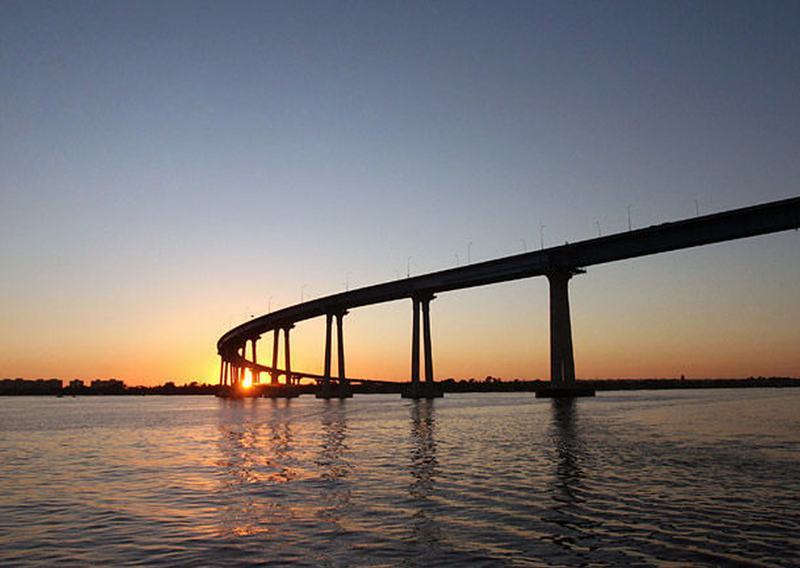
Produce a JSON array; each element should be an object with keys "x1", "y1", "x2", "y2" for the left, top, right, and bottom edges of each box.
[
  {"x1": 2, "y1": 376, "x2": 798, "y2": 396},
  {"x1": 0, "y1": 378, "x2": 218, "y2": 396},
  {"x1": 436, "y1": 376, "x2": 800, "y2": 392}
]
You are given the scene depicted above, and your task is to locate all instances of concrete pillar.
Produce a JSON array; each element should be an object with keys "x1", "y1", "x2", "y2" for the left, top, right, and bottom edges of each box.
[
  {"x1": 251, "y1": 337, "x2": 259, "y2": 384},
  {"x1": 318, "y1": 311, "x2": 352, "y2": 399},
  {"x1": 336, "y1": 312, "x2": 346, "y2": 384},
  {"x1": 323, "y1": 313, "x2": 333, "y2": 383},
  {"x1": 411, "y1": 297, "x2": 421, "y2": 385},
  {"x1": 421, "y1": 296, "x2": 435, "y2": 383},
  {"x1": 219, "y1": 357, "x2": 225, "y2": 386},
  {"x1": 546, "y1": 269, "x2": 581, "y2": 385},
  {"x1": 271, "y1": 329, "x2": 280, "y2": 384},
  {"x1": 403, "y1": 294, "x2": 442, "y2": 399},
  {"x1": 283, "y1": 325, "x2": 292, "y2": 385}
]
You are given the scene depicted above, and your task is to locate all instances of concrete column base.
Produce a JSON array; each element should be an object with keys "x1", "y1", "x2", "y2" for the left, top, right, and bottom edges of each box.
[
  {"x1": 261, "y1": 385, "x2": 300, "y2": 398},
  {"x1": 401, "y1": 382, "x2": 444, "y2": 399},
  {"x1": 315, "y1": 382, "x2": 354, "y2": 399}
]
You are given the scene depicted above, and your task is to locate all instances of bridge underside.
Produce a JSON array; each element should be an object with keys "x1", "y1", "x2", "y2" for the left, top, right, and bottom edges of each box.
[{"x1": 218, "y1": 268, "x2": 593, "y2": 399}]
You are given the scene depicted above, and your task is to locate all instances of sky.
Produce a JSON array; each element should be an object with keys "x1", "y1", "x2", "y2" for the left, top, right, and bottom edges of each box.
[{"x1": 2, "y1": 0, "x2": 799, "y2": 385}]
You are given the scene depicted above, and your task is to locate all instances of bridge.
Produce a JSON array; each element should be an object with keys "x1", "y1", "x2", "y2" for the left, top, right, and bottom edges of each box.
[{"x1": 217, "y1": 196, "x2": 800, "y2": 399}]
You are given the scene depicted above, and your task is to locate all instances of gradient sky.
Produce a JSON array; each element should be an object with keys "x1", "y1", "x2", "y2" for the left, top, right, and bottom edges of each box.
[{"x1": 2, "y1": 1, "x2": 799, "y2": 385}]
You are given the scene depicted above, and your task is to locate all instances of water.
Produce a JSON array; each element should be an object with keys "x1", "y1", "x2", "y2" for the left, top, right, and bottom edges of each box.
[{"x1": 1, "y1": 389, "x2": 799, "y2": 566}]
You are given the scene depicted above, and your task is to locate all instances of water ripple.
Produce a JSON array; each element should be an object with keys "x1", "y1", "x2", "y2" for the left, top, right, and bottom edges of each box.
[{"x1": 1, "y1": 390, "x2": 799, "y2": 566}]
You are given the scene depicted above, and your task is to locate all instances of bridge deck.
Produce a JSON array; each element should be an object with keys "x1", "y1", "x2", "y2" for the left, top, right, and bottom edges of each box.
[{"x1": 219, "y1": 196, "x2": 800, "y2": 358}]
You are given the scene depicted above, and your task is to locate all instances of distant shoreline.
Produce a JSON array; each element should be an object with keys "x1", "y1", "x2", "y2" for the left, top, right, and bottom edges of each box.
[{"x1": 1, "y1": 377, "x2": 799, "y2": 396}]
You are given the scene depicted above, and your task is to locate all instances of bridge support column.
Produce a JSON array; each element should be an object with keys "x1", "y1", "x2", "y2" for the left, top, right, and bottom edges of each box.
[
  {"x1": 411, "y1": 297, "x2": 421, "y2": 383},
  {"x1": 422, "y1": 296, "x2": 434, "y2": 385},
  {"x1": 318, "y1": 314, "x2": 334, "y2": 398},
  {"x1": 219, "y1": 356, "x2": 225, "y2": 386},
  {"x1": 271, "y1": 329, "x2": 280, "y2": 384},
  {"x1": 403, "y1": 294, "x2": 442, "y2": 399},
  {"x1": 251, "y1": 337, "x2": 260, "y2": 384},
  {"x1": 317, "y1": 311, "x2": 353, "y2": 399},
  {"x1": 538, "y1": 268, "x2": 594, "y2": 398},
  {"x1": 283, "y1": 325, "x2": 293, "y2": 385},
  {"x1": 335, "y1": 311, "x2": 352, "y2": 398},
  {"x1": 324, "y1": 314, "x2": 333, "y2": 378}
]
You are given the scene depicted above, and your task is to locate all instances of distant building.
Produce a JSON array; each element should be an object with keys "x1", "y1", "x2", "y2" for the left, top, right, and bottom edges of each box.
[
  {"x1": 90, "y1": 379, "x2": 125, "y2": 393},
  {"x1": 0, "y1": 378, "x2": 62, "y2": 395}
]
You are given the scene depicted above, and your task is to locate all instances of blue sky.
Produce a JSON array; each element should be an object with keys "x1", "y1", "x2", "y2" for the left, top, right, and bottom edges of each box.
[{"x1": 2, "y1": 1, "x2": 799, "y2": 383}]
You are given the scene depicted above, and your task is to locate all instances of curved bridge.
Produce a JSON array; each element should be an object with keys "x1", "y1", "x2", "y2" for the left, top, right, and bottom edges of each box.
[{"x1": 218, "y1": 196, "x2": 800, "y2": 398}]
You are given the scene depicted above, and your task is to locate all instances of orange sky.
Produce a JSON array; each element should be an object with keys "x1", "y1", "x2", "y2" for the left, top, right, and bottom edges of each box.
[
  {"x1": 3, "y1": 3, "x2": 800, "y2": 385},
  {"x1": 2, "y1": 236, "x2": 798, "y2": 386}
]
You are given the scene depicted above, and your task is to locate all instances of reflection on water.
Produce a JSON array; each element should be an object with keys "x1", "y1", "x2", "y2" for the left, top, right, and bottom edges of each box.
[
  {"x1": 1, "y1": 391, "x2": 799, "y2": 566},
  {"x1": 549, "y1": 398, "x2": 583, "y2": 503},
  {"x1": 317, "y1": 400, "x2": 351, "y2": 523},
  {"x1": 216, "y1": 398, "x2": 299, "y2": 537},
  {"x1": 544, "y1": 398, "x2": 596, "y2": 561},
  {"x1": 408, "y1": 399, "x2": 440, "y2": 553}
]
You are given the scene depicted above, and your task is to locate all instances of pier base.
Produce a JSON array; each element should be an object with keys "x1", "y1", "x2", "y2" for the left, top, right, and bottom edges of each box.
[
  {"x1": 535, "y1": 386, "x2": 595, "y2": 398},
  {"x1": 261, "y1": 385, "x2": 301, "y2": 398},
  {"x1": 401, "y1": 382, "x2": 444, "y2": 399},
  {"x1": 315, "y1": 382, "x2": 354, "y2": 399},
  {"x1": 215, "y1": 385, "x2": 302, "y2": 398}
]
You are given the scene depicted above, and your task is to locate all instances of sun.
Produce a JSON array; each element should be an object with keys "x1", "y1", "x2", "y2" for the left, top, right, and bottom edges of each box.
[{"x1": 241, "y1": 370, "x2": 253, "y2": 389}]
